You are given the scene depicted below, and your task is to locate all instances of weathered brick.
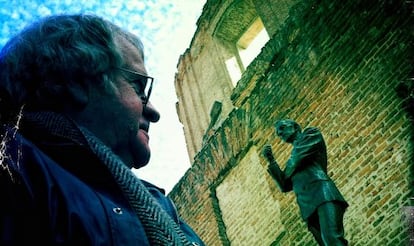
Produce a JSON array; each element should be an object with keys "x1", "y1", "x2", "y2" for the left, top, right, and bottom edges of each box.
[{"x1": 169, "y1": 0, "x2": 413, "y2": 244}]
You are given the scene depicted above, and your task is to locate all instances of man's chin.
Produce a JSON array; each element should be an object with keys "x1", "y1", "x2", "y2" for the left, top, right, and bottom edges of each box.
[
  {"x1": 133, "y1": 162, "x2": 148, "y2": 169},
  {"x1": 132, "y1": 151, "x2": 151, "y2": 169}
]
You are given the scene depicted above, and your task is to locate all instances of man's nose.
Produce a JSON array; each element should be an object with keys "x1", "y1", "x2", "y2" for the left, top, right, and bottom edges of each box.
[{"x1": 143, "y1": 101, "x2": 160, "y2": 122}]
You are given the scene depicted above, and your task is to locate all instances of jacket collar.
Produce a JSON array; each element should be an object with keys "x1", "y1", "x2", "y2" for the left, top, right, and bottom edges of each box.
[{"x1": 18, "y1": 111, "x2": 117, "y2": 186}]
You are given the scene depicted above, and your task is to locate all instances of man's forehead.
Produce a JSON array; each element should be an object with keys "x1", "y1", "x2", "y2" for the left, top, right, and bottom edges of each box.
[{"x1": 118, "y1": 37, "x2": 146, "y2": 73}]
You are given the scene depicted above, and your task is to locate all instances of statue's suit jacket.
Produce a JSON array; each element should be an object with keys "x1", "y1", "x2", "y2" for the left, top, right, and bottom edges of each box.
[{"x1": 267, "y1": 127, "x2": 348, "y2": 221}]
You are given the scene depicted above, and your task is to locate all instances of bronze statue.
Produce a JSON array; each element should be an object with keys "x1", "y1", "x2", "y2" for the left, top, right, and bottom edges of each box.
[{"x1": 262, "y1": 119, "x2": 348, "y2": 245}]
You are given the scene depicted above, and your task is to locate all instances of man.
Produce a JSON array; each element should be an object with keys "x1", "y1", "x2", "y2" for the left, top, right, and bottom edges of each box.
[
  {"x1": 262, "y1": 119, "x2": 348, "y2": 245},
  {"x1": 0, "y1": 14, "x2": 204, "y2": 246}
]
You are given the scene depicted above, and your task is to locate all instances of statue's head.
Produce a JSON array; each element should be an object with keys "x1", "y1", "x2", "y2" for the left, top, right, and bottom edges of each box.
[{"x1": 274, "y1": 119, "x2": 302, "y2": 143}]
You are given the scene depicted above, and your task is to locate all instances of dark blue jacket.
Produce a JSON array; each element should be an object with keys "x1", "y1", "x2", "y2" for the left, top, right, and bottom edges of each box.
[{"x1": 0, "y1": 124, "x2": 204, "y2": 246}]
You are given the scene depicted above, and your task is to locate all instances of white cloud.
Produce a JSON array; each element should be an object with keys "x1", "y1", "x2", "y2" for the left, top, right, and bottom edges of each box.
[
  {"x1": 37, "y1": 5, "x2": 52, "y2": 16},
  {"x1": 124, "y1": 1, "x2": 146, "y2": 11}
]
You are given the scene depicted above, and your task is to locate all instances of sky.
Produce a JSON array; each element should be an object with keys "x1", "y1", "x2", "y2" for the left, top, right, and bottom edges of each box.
[{"x1": 0, "y1": 0, "x2": 206, "y2": 193}]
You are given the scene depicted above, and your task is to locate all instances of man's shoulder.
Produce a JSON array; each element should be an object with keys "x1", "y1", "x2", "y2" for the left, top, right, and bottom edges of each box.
[
  {"x1": 1, "y1": 128, "x2": 61, "y2": 173},
  {"x1": 303, "y1": 126, "x2": 321, "y2": 133},
  {"x1": 2, "y1": 128, "x2": 31, "y2": 165},
  {"x1": 298, "y1": 126, "x2": 322, "y2": 139},
  {"x1": 140, "y1": 179, "x2": 166, "y2": 195},
  {"x1": 293, "y1": 127, "x2": 324, "y2": 149}
]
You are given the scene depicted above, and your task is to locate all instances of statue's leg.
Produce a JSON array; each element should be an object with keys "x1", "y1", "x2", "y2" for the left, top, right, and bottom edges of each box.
[
  {"x1": 317, "y1": 202, "x2": 348, "y2": 245},
  {"x1": 306, "y1": 212, "x2": 324, "y2": 246}
]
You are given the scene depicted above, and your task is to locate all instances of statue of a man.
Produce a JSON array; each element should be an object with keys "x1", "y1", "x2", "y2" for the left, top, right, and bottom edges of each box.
[{"x1": 262, "y1": 119, "x2": 348, "y2": 245}]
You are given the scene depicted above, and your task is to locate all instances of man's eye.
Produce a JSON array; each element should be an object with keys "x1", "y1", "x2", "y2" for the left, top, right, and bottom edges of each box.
[{"x1": 131, "y1": 80, "x2": 145, "y2": 94}]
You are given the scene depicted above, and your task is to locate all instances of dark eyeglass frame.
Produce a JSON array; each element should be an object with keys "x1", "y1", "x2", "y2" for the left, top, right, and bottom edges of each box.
[{"x1": 116, "y1": 67, "x2": 154, "y2": 105}]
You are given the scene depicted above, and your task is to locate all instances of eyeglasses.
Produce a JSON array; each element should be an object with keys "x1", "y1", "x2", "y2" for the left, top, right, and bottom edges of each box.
[{"x1": 116, "y1": 67, "x2": 154, "y2": 105}]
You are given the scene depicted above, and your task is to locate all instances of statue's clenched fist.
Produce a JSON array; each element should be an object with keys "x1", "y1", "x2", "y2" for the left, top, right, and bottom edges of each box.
[{"x1": 262, "y1": 144, "x2": 274, "y2": 161}]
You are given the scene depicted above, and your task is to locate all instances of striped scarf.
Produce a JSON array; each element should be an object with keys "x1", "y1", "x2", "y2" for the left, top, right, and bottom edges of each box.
[{"x1": 81, "y1": 128, "x2": 192, "y2": 246}]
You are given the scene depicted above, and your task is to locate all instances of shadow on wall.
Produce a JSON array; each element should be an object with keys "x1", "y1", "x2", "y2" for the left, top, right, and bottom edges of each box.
[{"x1": 395, "y1": 68, "x2": 414, "y2": 203}]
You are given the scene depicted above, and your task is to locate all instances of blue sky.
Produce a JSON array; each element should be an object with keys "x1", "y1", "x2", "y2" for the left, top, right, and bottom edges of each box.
[{"x1": 0, "y1": 0, "x2": 205, "y2": 192}]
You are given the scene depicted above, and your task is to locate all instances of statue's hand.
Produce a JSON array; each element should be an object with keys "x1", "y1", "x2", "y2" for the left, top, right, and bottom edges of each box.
[{"x1": 262, "y1": 144, "x2": 274, "y2": 161}]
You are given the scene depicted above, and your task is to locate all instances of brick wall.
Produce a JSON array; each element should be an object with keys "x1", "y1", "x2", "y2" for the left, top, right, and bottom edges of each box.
[{"x1": 170, "y1": 0, "x2": 413, "y2": 245}]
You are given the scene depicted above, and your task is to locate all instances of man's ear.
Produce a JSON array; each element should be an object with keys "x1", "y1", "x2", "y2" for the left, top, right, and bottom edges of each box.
[{"x1": 66, "y1": 82, "x2": 89, "y2": 110}]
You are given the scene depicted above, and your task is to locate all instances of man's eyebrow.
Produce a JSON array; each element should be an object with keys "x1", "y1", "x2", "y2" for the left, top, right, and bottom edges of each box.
[{"x1": 121, "y1": 71, "x2": 147, "y2": 85}]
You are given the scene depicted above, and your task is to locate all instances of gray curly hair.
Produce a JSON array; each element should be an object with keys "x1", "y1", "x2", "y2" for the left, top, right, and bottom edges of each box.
[{"x1": 0, "y1": 14, "x2": 144, "y2": 123}]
